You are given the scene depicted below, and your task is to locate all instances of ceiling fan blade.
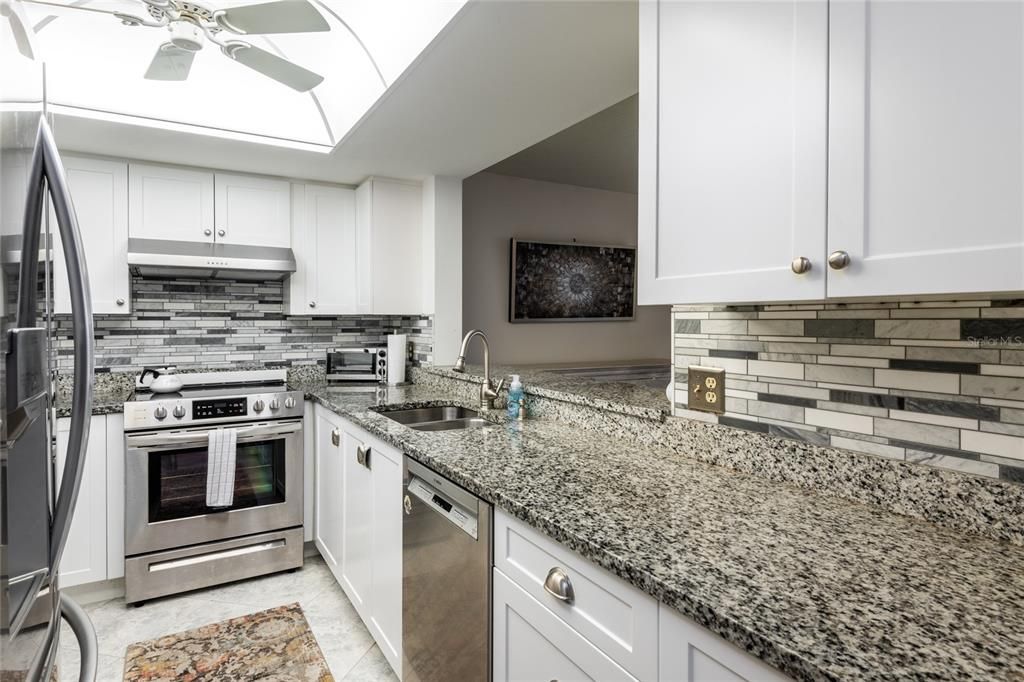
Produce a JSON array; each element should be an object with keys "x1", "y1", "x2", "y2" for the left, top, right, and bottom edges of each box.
[
  {"x1": 1, "y1": 0, "x2": 36, "y2": 59},
  {"x1": 223, "y1": 42, "x2": 323, "y2": 92},
  {"x1": 215, "y1": 0, "x2": 328, "y2": 35},
  {"x1": 144, "y1": 42, "x2": 195, "y2": 81}
]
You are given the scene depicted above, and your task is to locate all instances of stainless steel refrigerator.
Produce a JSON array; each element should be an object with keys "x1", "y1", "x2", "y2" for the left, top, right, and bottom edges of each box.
[{"x1": 2, "y1": 4, "x2": 98, "y2": 679}]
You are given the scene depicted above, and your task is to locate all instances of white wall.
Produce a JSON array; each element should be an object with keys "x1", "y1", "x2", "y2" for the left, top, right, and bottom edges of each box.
[{"x1": 461, "y1": 172, "x2": 670, "y2": 365}]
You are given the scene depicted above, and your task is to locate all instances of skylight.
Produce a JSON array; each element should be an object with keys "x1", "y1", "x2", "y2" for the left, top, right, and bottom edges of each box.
[{"x1": 18, "y1": 0, "x2": 466, "y2": 150}]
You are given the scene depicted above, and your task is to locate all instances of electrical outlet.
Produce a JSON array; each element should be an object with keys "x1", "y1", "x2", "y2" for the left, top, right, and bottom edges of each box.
[{"x1": 687, "y1": 366, "x2": 726, "y2": 415}]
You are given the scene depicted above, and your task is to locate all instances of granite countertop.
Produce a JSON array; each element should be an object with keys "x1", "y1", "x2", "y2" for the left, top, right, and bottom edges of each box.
[
  {"x1": 422, "y1": 363, "x2": 672, "y2": 420},
  {"x1": 294, "y1": 379, "x2": 1024, "y2": 682},
  {"x1": 55, "y1": 386, "x2": 134, "y2": 418}
]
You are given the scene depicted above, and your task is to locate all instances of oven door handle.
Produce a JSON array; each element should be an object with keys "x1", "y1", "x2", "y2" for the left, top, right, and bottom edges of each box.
[{"x1": 125, "y1": 421, "x2": 302, "y2": 448}]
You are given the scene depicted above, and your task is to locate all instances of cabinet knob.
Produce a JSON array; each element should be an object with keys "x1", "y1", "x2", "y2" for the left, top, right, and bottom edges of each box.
[
  {"x1": 309, "y1": 301, "x2": 316, "y2": 308},
  {"x1": 204, "y1": 228, "x2": 212, "y2": 236},
  {"x1": 828, "y1": 250, "x2": 851, "y2": 270},
  {"x1": 790, "y1": 257, "x2": 812, "y2": 275},
  {"x1": 356, "y1": 444, "x2": 371, "y2": 469},
  {"x1": 116, "y1": 297, "x2": 125, "y2": 306},
  {"x1": 331, "y1": 429, "x2": 340, "y2": 446},
  {"x1": 543, "y1": 567, "x2": 575, "y2": 605}
]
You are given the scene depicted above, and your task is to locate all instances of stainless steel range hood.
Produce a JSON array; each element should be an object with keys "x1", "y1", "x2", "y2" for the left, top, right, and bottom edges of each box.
[{"x1": 127, "y1": 238, "x2": 296, "y2": 281}]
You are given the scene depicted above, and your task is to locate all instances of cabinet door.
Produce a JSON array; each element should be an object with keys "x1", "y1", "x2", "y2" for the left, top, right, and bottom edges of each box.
[
  {"x1": 358, "y1": 178, "x2": 422, "y2": 314},
  {"x1": 214, "y1": 172, "x2": 291, "y2": 248},
  {"x1": 55, "y1": 416, "x2": 107, "y2": 587},
  {"x1": 339, "y1": 426, "x2": 374, "y2": 623},
  {"x1": 493, "y1": 569, "x2": 637, "y2": 682},
  {"x1": 638, "y1": 0, "x2": 828, "y2": 305},
  {"x1": 129, "y1": 163, "x2": 214, "y2": 243},
  {"x1": 105, "y1": 414, "x2": 125, "y2": 580},
  {"x1": 53, "y1": 156, "x2": 130, "y2": 315},
  {"x1": 314, "y1": 407, "x2": 344, "y2": 575},
  {"x1": 827, "y1": 1, "x2": 1024, "y2": 297},
  {"x1": 291, "y1": 184, "x2": 358, "y2": 315},
  {"x1": 658, "y1": 605, "x2": 791, "y2": 682},
  {"x1": 303, "y1": 401, "x2": 315, "y2": 543},
  {"x1": 368, "y1": 440, "x2": 402, "y2": 674}
]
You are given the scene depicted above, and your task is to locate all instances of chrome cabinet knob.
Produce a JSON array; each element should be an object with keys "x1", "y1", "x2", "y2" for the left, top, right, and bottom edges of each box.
[
  {"x1": 268, "y1": 399, "x2": 280, "y2": 411},
  {"x1": 204, "y1": 228, "x2": 212, "y2": 236},
  {"x1": 154, "y1": 406, "x2": 167, "y2": 420},
  {"x1": 217, "y1": 229, "x2": 226, "y2": 237},
  {"x1": 309, "y1": 301, "x2": 316, "y2": 308},
  {"x1": 543, "y1": 567, "x2": 575, "y2": 605},
  {"x1": 284, "y1": 397, "x2": 296, "y2": 409},
  {"x1": 331, "y1": 429, "x2": 340, "y2": 446},
  {"x1": 172, "y1": 405, "x2": 186, "y2": 419},
  {"x1": 790, "y1": 257, "x2": 812, "y2": 275},
  {"x1": 116, "y1": 297, "x2": 125, "y2": 305},
  {"x1": 828, "y1": 250, "x2": 851, "y2": 270},
  {"x1": 253, "y1": 399, "x2": 265, "y2": 412}
]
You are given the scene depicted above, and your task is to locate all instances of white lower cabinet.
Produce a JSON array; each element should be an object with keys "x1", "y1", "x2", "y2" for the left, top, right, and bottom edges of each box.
[
  {"x1": 312, "y1": 404, "x2": 402, "y2": 677},
  {"x1": 659, "y1": 606, "x2": 791, "y2": 682},
  {"x1": 494, "y1": 569, "x2": 638, "y2": 682},
  {"x1": 55, "y1": 414, "x2": 124, "y2": 588}
]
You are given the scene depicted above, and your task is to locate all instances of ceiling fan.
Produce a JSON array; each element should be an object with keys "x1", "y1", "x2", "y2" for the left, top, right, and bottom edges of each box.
[{"x1": 28, "y1": 0, "x2": 330, "y2": 91}]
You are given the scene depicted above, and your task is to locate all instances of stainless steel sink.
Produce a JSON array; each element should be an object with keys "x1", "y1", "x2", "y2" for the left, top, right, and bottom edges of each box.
[{"x1": 378, "y1": 406, "x2": 489, "y2": 431}]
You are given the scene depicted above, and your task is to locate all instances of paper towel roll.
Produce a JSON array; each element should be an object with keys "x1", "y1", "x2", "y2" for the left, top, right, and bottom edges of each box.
[{"x1": 387, "y1": 334, "x2": 407, "y2": 385}]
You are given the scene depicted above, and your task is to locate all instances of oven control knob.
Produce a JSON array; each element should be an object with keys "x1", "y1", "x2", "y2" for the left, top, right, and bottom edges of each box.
[
  {"x1": 253, "y1": 399, "x2": 265, "y2": 413},
  {"x1": 173, "y1": 405, "x2": 186, "y2": 419},
  {"x1": 269, "y1": 399, "x2": 280, "y2": 411},
  {"x1": 284, "y1": 397, "x2": 296, "y2": 409},
  {"x1": 154, "y1": 406, "x2": 168, "y2": 420}
]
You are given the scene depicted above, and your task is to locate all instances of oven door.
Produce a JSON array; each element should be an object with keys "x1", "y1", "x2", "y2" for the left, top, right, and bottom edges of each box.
[{"x1": 124, "y1": 419, "x2": 302, "y2": 556}]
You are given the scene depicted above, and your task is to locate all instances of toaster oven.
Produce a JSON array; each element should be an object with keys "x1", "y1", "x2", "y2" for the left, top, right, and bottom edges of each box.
[{"x1": 327, "y1": 347, "x2": 388, "y2": 382}]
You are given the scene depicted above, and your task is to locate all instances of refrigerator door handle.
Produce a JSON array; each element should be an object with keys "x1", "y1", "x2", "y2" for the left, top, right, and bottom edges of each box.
[
  {"x1": 60, "y1": 594, "x2": 98, "y2": 682},
  {"x1": 20, "y1": 118, "x2": 95, "y2": 571}
]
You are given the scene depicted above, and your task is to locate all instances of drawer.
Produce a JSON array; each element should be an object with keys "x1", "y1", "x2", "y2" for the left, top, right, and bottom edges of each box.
[
  {"x1": 494, "y1": 510, "x2": 659, "y2": 681},
  {"x1": 494, "y1": 568, "x2": 638, "y2": 682}
]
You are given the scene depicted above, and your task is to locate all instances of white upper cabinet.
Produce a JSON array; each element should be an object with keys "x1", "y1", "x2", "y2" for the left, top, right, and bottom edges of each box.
[
  {"x1": 826, "y1": 0, "x2": 1024, "y2": 298},
  {"x1": 640, "y1": 0, "x2": 1024, "y2": 304},
  {"x1": 129, "y1": 162, "x2": 291, "y2": 249},
  {"x1": 214, "y1": 172, "x2": 291, "y2": 248},
  {"x1": 288, "y1": 184, "x2": 361, "y2": 315},
  {"x1": 54, "y1": 155, "x2": 130, "y2": 314},
  {"x1": 129, "y1": 163, "x2": 215, "y2": 243},
  {"x1": 357, "y1": 177, "x2": 424, "y2": 314},
  {"x1": 638, "y1": 0, "x2": 828, "y2": 305}
]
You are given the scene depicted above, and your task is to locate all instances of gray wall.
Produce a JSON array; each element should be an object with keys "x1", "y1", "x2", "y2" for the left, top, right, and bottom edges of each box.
[{"x1": 461, "y1": 172, "x2": 670, "y2": 366}]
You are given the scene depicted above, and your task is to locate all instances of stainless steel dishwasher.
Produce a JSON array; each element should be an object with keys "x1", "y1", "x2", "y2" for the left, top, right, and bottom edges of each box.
[{"x1": 402, "y1": 456, "x2": 492, "y2": 682}]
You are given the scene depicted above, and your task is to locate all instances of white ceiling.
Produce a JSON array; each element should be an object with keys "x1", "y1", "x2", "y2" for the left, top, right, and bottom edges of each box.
[
  {"x1": 47, "y1": 0, "x2": 639, "y2": 185},
  {"x1": 484, "y1": 94, "x2": 638, "y2": 194},
  {"x1": 23, "y1": 0, "x2": 466, "y2": 148}
]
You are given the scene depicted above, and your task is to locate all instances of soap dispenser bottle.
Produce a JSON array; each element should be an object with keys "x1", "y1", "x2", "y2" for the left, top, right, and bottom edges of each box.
[{"x1": 507, "y1": 374, "x2": 524, "y2": 420}]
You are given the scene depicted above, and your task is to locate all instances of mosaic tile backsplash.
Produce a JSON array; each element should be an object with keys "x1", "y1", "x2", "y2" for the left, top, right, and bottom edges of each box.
[
  {"x1": 53, "y1": 277, "x2": 432, "y2": 373},
  {"x1": 673, "y1": 299, "x2": 1024, "y2": 482}
]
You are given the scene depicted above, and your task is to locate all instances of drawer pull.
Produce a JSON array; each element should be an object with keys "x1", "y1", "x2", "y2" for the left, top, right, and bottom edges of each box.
[{"x1": 543, "y1": 567, "x2": 575, "y2": 605}]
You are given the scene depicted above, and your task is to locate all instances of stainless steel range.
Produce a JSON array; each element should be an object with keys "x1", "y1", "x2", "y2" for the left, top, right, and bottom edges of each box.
[{"x1": 122, "y1": 373, "x2": 304, "y2": 604}]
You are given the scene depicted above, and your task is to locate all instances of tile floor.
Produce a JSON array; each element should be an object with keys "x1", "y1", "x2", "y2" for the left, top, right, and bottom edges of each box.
[{"x1": 58, "y1": 555, "x2": 398, "y2": 681}]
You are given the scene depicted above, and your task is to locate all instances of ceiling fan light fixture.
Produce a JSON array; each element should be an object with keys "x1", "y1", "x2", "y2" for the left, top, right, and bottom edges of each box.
[{"x1": 168, "y1": 18, "x2": 203, "y2": 51}]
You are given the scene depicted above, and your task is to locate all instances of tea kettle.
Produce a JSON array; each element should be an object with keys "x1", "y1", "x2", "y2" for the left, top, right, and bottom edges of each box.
[{"x1": 139, "y1": 366, "x2": 183, "y2": 394}]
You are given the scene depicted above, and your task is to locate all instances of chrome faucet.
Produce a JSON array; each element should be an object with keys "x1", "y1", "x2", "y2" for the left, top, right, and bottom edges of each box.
[{"x1": 453, "y1": 329, "x2": 505, "y2": 410}]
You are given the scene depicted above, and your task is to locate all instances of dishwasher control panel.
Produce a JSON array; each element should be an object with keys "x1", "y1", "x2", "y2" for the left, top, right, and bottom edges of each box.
[{"x1": 408, "y1": 476, "x2": 478, "y2": 539}]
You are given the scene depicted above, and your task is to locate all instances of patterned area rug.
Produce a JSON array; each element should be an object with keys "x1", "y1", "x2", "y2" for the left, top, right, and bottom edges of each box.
[{"x1": 123, "y1": 603, "x2": 333, "y2": 681}]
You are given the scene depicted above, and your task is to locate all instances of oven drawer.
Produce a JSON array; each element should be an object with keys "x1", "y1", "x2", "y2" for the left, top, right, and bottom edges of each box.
[{"x1": 125, "y1": 527, "x2": 303, "y2": 604}]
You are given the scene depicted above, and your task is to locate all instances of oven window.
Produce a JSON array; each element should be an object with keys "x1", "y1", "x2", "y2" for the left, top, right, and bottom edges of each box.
[
  {"x1": 329, "y1": 351, "x2": 374, "y2": 371},
  {"x1": 148, "y1": 438, "x2": 286, "y2": 522}
]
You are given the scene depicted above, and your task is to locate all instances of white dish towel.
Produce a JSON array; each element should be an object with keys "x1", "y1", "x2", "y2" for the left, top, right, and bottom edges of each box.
[{"x1": 206, "y1": 428, "x2": 237, "y2": 508}]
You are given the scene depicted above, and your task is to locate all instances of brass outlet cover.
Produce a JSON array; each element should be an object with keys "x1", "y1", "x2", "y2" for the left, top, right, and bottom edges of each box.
[{"x1": 687, "y1": 366, "x2": 726, "y2": 415}]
